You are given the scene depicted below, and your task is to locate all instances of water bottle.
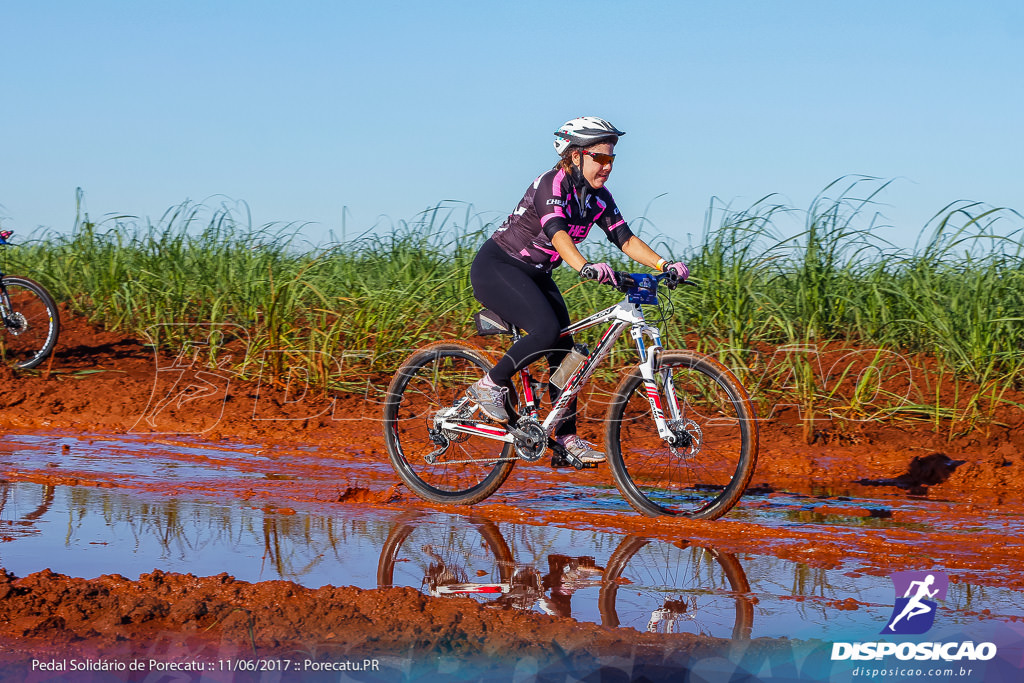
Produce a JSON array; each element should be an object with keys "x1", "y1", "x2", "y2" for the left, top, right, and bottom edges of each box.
[{"x1": 550, "y1": 343, "x2": 590, "y2": 390}]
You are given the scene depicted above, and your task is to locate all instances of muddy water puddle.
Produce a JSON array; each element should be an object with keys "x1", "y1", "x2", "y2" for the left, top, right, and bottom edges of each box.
[
  {"x1": 2, "y1": 431, "x2": 1023, "y2": 644},
  {"x1": 2, "y1": 479, "x2": 1022, "y2": 643},
  {"x1": 0, "y1": 431, "x2": 393, "y2": 483}
]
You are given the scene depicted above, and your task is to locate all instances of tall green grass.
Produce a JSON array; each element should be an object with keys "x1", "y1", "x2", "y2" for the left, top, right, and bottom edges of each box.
[{"x1": 5, "y1": 181, "x2": 1023, "y2": 436}]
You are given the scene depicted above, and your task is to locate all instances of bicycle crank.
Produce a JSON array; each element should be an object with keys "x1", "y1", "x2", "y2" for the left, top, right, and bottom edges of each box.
[
  {"x1": 549, "y1": 441, "x2": 597, "y2": 470},
  {"x1": 508, "y1": 417, "x2": 547, "y2": 462}
]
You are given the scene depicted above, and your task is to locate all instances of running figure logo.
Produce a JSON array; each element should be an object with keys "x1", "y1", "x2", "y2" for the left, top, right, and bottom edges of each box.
[{"x1": 882, "y1": 571, "x2": 948, "y2": 635}]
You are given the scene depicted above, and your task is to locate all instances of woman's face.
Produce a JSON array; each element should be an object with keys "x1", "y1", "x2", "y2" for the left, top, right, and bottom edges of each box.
[{"x1": 575, "y1": 141, "x2": 616, "y2": 189}]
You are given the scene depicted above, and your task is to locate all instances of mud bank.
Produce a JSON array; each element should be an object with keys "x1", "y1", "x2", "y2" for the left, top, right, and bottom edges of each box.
[{"x1": 0, "y1": 567, "x2": 784, "y2": 680}]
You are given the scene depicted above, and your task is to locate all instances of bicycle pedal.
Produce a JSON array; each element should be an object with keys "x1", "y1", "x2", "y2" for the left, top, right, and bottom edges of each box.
[
  {"x1": 549, "y1": 446, "x2": 597, "y2": 470},
  {"x1": 550, "y1": 452, "x2": 573, "y2": 469}
]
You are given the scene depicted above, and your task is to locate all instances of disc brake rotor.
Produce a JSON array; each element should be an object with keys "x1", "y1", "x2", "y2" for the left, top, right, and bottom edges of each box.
[
  {"x1": 5, "y1": 312, "x2": 27, "y2": 335},
  {"x1": 669, "y1": 418, "x2": 702, "y2": 457}
]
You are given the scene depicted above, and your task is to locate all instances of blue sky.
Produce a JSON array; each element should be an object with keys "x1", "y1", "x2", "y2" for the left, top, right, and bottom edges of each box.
[{"x1": 1, "y1": 1, "x2": 1021, "y2": 251}]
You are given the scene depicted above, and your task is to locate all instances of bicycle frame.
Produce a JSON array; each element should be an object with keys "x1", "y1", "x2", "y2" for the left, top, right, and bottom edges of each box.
[{"x1": 435, "y1": 279, "x2": 684, "y2": 447}]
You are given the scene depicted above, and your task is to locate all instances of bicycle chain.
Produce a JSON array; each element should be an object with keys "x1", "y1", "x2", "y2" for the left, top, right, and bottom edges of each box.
[{"x1": 426, "y1": 409, "x2": 544, "y2": 466}]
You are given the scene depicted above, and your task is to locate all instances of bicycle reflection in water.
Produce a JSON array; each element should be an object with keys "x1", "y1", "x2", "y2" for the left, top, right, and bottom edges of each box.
[
  {"x1": 0, "y1": 481, "x2": 55, "y2": 542},
  {"x1": 377, "y1": 512, "x2": 754, "y2": 640}
]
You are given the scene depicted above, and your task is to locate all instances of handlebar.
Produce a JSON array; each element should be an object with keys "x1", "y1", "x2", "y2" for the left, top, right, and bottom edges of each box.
[
  {"x1": 580, "y1": 265, "x2": 696, "y2": 295},
  {"x1": 611, "y1": 270, "x2": 696, "y2": 293}
]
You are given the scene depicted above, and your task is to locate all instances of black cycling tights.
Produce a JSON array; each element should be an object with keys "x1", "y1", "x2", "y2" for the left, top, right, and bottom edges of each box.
[{"x1": 470, "y1": 238, "x2": 577, "y2": 436}]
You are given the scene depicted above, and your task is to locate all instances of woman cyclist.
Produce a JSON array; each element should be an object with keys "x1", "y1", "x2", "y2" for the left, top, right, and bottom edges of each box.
[{"x1": 467, "y1": 116, "x2": 689, "y2": 464}]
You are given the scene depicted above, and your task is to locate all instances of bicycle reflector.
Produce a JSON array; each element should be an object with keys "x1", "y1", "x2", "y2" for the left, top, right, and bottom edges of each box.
[{"x1": 626, "y1": 274, "x2": 659, "y2": 305}]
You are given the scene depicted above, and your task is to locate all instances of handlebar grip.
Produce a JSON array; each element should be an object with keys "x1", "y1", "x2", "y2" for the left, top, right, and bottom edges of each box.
[{"x1": 614, "y1": 271, "x2": 636, "y2": 291}]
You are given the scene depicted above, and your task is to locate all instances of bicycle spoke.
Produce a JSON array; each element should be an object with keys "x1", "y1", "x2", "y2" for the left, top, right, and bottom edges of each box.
[
  {"x1": 0, "y1": 277, "x2": 60, "y2": 369},
  {"x1": 384, "y1": 343, "x2": 516, "y2": 504},
  {"x1": 607, "y1": 351, "x2": 757, "y2": 519}
]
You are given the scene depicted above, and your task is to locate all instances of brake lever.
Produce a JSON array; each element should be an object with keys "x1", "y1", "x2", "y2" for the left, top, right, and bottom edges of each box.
[
  {"x1": 662, "y1": 275, "x2": 697, "y2": 291},
  {"x1": 615, "y1": 272, "x2": 636, "y2": 292}
]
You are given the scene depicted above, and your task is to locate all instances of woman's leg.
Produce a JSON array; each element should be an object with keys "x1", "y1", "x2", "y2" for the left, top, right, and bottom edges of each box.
[
  {"x1": 533, "y1": 278, "x2": 582, "y2": 437},
  {"x1": 471, "y1": 242, "x2": 568, "y2": 386}
]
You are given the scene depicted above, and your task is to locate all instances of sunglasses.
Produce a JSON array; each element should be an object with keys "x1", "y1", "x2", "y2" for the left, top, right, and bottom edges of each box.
[{"x1": 580, "y1": 150, "x2": 615, "y2": 165}]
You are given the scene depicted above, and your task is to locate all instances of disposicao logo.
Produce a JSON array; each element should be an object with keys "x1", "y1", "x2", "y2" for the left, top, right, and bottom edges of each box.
[
  {"x1": 883, "y1": 570, "x2": 948, "y2": 635},
  {"x1": 831, "y1": 570, "x2": 998, "y2": 662}
]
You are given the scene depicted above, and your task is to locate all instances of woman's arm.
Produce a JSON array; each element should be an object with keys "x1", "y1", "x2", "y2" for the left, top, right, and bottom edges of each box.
[
  {"x1": 551, "y1": 230, "x2": 590, "y2": 272},
  {"x1": 620, "y1": 234, "x2": 667, "y2": 270},
  {"x1": 556, "y1": 231, "x2": 684, "y2": 278}
]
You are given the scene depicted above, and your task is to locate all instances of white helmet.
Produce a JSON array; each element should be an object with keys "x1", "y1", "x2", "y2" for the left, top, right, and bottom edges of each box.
[{"x1": 553, "y1": 116, "x2": 625, "y2": 155}]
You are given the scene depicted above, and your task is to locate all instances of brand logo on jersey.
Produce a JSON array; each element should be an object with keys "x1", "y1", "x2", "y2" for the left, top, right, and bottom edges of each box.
[
  {"x1": 546, "y1": 199, "x2": 566, "y2": 206},
  {"x1": 568, "y1": 224, "x2": 590, "y2": 240}
]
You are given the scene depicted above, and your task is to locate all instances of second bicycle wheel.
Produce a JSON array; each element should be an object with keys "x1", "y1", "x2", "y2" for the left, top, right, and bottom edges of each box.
[
  {"x1": 599, "y1": 535, "x2": 754, "y2": 640},
  {"x1": 606, "y1": 350, "x2": 758, "y2": 519},
  {"x1": 383, "y1": 341, "x2": 516, "y2": 505},
  {"x1": 0, "y1": 276, "x2": 60, "y2": 370}
]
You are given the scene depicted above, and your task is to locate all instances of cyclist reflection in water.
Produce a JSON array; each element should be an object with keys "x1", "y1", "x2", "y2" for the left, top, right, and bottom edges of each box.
[
  {"x1": 490, "y1": 555, "x2": 604, "y2": 618},
  {"x1": 467, "y1": 117, "x2": 690, "y2": 463},
  {"x1": 539, "y1": 555, "x2": 604, "y2": 618}
]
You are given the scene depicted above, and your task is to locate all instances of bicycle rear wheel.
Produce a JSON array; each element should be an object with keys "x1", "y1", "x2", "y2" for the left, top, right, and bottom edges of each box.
[
  {"x1": 0, "y1": 276, "x2": 60, "y2": 370},
  {"x1": 383, "y1": 341, "x2": 516, "y2": 505},
  {"x1": 606, "y1": 350, "x2": 758, "y2": 519},
  {"x1": 377, "y1": 512, "x2": 515, "y2": 603}
]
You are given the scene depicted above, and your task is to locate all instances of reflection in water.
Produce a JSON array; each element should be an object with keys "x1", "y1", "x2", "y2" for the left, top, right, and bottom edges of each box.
[
  {"x1": 599, "y1": 535, "x2": 754, "y2": 639},
  {"x1": 377, "y1": 511, "x2": 754, "y2": 640},
  {"x1": 0, "y1": 482, "x2": 55, "y2": 541},
  {"x1": 1, "y1": 479, "x2": 1023, "y2": 641},
  {"x1": 0, "y1": 480, "x2": 390, "y2": 588}
]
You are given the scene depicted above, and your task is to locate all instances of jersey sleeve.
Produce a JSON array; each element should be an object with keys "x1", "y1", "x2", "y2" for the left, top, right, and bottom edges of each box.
[
  {"x1": 596, "y1": 190, "x2": 634, "y2": 249},
  {"x1": 533, "y1": 169, "x2": 572, "y2": 240}
]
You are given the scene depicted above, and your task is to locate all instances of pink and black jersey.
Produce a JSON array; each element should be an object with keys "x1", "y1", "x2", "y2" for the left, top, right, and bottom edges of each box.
[{"x1": 491, "y1": 167, "x2": 634, "y2": 271}]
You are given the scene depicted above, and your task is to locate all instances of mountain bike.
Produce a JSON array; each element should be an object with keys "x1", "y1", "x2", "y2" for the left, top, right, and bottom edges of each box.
[
  {"x1": 382, "y1": 271, "x2": 759, "y2": 520},
  {"x1": 0, "y1": 230, "x2": 60, "y2": 369}
]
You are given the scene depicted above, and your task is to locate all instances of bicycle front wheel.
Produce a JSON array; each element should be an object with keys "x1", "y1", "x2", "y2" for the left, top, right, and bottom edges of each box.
[
  {"x1": 0, "y1": 276, "x2": 60, "y2": 370},
  {"x1": 598, "y1": 535, "x2": 753, "y2": 639},
  {"x1": 383, "y1": 341, "x2": 516, "y2": 505},
  {"x1": 606, "y1": 350, "x2": 758, "y2": 519}
]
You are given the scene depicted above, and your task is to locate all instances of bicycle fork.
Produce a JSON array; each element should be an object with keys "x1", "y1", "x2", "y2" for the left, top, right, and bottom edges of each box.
[
  {"x1": 630, "y1": 328, "x2": 684, "y2": 442},
  {"x1": 0, "y1": 282, "x2": 20, "y2": 334}
]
